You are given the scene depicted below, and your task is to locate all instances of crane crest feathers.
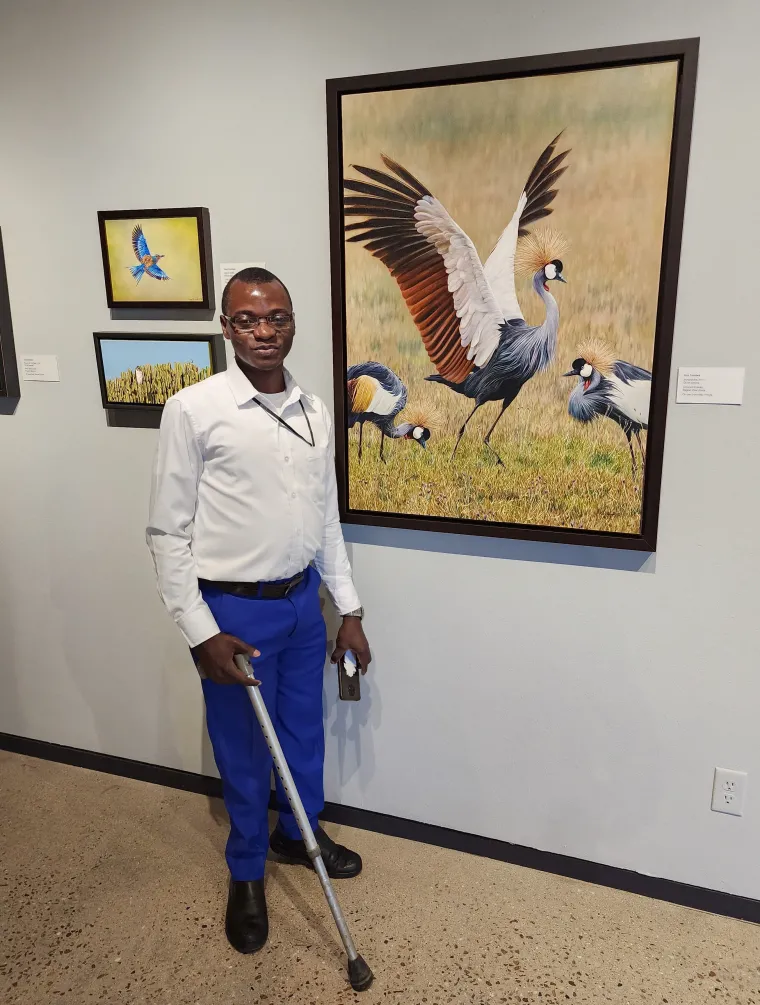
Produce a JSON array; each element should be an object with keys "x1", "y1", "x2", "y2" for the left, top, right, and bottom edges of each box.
[
  {"x1": 514, "y1": 228, "x2": 569, "y2": 277},
  {"x1": 403, "y1": 400, "x2": 444, "y2": 434},
  {"x1": 576, "y1": 338, "x2": 616, "y2": 376}
]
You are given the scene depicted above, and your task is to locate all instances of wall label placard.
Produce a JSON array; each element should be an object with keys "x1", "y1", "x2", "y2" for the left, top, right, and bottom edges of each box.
[
  {"x1": 676, "y1": 367, "x2": 744, "y2": 405},
  {"x1": 22, "y1": 355, "x2": 60, "y2": 381},
  {"x1": 219, "y1": 262, "x2": 266, "y2": 297}
]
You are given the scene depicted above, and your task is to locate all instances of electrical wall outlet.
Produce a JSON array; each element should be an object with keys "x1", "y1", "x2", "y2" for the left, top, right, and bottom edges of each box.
[{"x1": 711, "y1": 768, "x2": 748, "y2": 816}]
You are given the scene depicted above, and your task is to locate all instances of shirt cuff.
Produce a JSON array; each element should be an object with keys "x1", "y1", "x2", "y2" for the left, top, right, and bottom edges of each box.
[
  {"x1": 177, "y1": 605, "x2": 220, "y2": 649},
  {"x1": 334, "y1": 587, "x2": 362, "y2": 617}
]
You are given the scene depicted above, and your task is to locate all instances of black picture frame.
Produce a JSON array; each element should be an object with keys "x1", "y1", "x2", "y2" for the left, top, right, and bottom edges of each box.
[
  {"x1": 327, "y1": 38, "x2": 699, "y2": 552},
  {"x1": 97, "y1": 207, "x2": 215, "y2": 310},
  {"x1": 0, "y1": 228, "x2": 20, "y2": 400},
  {"x1": 93, "y1": 332, "x2": 226, "y2": 429}
]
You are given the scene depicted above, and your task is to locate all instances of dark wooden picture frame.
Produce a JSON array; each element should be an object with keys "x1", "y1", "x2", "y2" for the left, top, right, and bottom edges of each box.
[
  {"x1": 97, "y1": 207, "x2": 215, "y2": 310},
  {"x1": 0, "y1": 228, "x2": 20, "y2": 400},
  {"x1": 93, "y1": 332, "x2": 226, "y2": 429},
  {"x1": 327, "y1": 38, "x2": 699, "y2": 552}
]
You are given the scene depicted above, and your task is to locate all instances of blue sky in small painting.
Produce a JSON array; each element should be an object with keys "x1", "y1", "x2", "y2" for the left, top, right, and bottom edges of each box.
[{"x1": 100, "y1": 339, "x2": 212, "y2": 379}]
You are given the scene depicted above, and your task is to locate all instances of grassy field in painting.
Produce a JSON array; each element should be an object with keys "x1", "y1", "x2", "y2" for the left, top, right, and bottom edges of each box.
[
  {"x1": 106, "y1": 362, "x2": 211, "y2": 405},
  {"x1": 341, "y1": 63, "x2": 677, "y2": 533},
  {"x1": 347, "y1": 427, "x2": 643, "y2": 531}
]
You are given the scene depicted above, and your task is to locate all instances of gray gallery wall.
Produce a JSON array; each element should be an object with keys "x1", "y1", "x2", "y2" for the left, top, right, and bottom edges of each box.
[{"x1": 0, "y1": 0, "x2": 758, "y2": 899}]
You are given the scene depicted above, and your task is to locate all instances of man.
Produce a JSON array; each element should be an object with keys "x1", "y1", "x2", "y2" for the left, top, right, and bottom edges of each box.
[{"x1": 146, "y1": 267, "x2": 371, "y2": 954}]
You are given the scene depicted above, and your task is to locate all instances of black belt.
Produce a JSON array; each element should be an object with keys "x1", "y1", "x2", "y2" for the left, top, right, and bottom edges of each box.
[{"x1": 199, "y1": 571, "x2": 305, "y2": 600}]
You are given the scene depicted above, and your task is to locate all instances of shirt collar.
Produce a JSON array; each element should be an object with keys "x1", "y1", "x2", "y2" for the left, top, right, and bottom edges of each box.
[{"x1": 226, "y1": 356, "x2": 309, "y2": 410}]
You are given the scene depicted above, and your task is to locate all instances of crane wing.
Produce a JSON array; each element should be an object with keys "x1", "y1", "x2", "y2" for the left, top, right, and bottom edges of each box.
[
  {"x1": 348, "y1": 374, "x2": 380, "y2": 415},
  {"x1": 483, "y1": 133, "x2": 570, "y2": 321},
  {"x1": 348, "y1": 374, "x2": 398, "y2": 417},
  {"x1": 347, "y1": 360, "x2": 407, "y2": 401},
  {"x1": 131, "y1": 224, "x2": 150, "y2": 262},
  {"x1": 344, "y1": 157, "x2": 503, "y2": 383},
  {"x1": 609, "y1": 365, "x2": 652, "y2": 427}
]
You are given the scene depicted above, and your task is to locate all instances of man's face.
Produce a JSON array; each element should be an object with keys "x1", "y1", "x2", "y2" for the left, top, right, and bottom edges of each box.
[{"x1": 222, "y1": 281, "x2": 295, "y2": 372}]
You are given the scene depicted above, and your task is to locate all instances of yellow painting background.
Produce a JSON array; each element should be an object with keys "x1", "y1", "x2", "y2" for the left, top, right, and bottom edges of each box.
[
  {"x1": 342, "y1": 62, "x2": 678, "y2": 534},
  {"x1": 104, "y1": 216, "x2": 203, "y2": 303}
]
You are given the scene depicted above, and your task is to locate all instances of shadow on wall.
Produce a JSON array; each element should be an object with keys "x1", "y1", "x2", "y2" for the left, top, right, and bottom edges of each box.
[
  {"x1": 322, "y1": 596, "x2": 380, "y2": 795},
  {"x1": 343, "y1": 523, "x2": 655, "y2": 574},
  {"x1": 110, "y1": 308, "x2": 216, "y2": 323}
]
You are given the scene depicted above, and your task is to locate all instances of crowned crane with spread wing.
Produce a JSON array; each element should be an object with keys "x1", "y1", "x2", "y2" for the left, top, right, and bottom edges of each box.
[
  {"x1": 129, "y1": 224, "x2": 170, "y2": 284},
  {"x1": 344, "y1": 134, "x2": 570, "y2": 464}
]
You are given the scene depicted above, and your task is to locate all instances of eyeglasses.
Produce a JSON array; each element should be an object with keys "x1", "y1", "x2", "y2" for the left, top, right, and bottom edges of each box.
[{"x1": 222, "y1": 311, "x2": 295, "y2": 333}]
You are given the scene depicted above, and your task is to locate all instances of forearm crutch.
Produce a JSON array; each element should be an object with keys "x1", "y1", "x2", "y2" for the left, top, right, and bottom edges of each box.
[{"x1": 234, "y1": 655, "x2": 374, "y2": 992}]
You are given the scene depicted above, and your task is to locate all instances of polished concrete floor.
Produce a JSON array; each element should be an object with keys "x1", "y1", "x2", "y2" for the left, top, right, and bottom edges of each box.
[{"x1": 1, "y1": 751, "x2": 759, "y2": 1005}]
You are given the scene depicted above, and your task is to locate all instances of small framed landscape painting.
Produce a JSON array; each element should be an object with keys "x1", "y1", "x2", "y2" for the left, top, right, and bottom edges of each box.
[
  {"x1": 93, "y1": 333, "x2": 226, "y2": 411},
  {"x1": 327, "y1": 38, "x2": 699, "y2": 551},
  {"x1": 97, "y1": 207, "x2": 214, "y2": 310}
]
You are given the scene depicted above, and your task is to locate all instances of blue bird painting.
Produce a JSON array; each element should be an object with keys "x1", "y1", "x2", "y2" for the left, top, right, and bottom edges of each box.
[{"x1": 128, "y1": 224, "x2": 170, "y2": 284}]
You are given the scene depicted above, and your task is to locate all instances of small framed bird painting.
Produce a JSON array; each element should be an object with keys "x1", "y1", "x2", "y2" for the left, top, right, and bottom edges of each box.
[
  {"x1": 328, "y1": 38, "x2": 699, "y2": 551},
  {"x1": 93, "y1": 332, "x2": 226, "y2": 420},
  {"x1": 97, "y1": 207, "x2": 214, "y2": 310}
]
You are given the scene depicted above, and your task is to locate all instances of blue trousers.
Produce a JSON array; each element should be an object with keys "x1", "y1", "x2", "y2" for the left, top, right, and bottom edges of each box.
[{"x1": 200, "y1": 567, "x2": 327, "y2": 881}]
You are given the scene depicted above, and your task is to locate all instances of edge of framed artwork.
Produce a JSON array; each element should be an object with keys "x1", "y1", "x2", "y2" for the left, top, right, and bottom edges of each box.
[
  {"x1": 326, "y1": 36, "x2": 699, "y2": 92},
  {"x1": 0, "y1": 229, "x2": 21, "y2": 400},
  {"x1": 96, "y1": 207, "x2": 215, "y2": 311},
  {"x1": 327, "y1": 38, "x2": 700, "y2": 553}
]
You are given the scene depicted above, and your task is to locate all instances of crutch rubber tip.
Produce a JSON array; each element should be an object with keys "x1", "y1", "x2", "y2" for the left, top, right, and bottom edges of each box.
[{"x1": 348, "y1": 955, "x2": 374, "y2": 991}]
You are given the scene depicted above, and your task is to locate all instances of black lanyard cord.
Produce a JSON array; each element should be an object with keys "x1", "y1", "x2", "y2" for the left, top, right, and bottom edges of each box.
[{"x1": 253, "y1": 398, "x2": 315, "y2": 447}]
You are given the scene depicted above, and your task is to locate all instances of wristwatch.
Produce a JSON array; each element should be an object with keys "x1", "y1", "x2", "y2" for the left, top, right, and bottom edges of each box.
[{"x1": 343, "y1": 607, "x2": 364, "y2": 620}]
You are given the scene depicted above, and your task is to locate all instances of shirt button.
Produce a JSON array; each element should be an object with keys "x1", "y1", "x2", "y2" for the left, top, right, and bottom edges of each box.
[
  {"x1": 284, "y1": 456, "x2": 290, "y2": 463},
  {"x1": 291, "y1": 492, "x2": 297, "y2": 499}
]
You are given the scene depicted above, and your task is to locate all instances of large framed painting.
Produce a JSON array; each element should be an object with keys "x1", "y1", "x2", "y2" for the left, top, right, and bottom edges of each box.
[
  {"x1": 327, "y1": 39, "x2": 698, "y2": 550},
  {"x1": 0, "y1": 228, "x2": 20, "y2": 400},
  {"x1": 97, "y1": 207, "x2": 214, "y2": 310}
]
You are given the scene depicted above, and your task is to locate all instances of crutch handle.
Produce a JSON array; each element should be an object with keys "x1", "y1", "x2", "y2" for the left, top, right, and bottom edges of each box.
[{"x1": 234, "y1": 653, "x2": 260, "y2": 684}]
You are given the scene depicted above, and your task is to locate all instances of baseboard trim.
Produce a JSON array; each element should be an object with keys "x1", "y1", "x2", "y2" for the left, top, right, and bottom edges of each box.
[
  {"x1": 2, "y1": 730, "x2": 758, "y2": 925},
  {"x1": 1, "y1": 730, "x2": 224, "y2": 797}
]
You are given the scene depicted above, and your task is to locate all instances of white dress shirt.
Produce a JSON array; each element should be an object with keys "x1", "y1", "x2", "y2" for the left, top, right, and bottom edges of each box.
[{"x1": 146, "y1": 358, "x2": 360, "y2": 648}]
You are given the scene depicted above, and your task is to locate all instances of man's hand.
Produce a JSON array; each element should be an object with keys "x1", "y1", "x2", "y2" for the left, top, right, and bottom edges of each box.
[
  {"x1": 194, "y1": 633, "x2": 261, "y2": 686},
  {"x1": 331, "y1": 617, "x2": 371, "y2": 674}
]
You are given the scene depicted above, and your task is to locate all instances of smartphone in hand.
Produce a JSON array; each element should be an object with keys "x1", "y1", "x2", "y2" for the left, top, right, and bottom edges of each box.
[{"x1": 338, "y1": 651, "x2": 361, "y2": 701}]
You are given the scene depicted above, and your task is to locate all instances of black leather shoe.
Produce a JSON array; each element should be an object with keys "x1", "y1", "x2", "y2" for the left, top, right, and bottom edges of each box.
[
  {"x1": 225, "y1": 879, "x2": 268, "y2": 954},
  {"x1": 270, "y1": 825, "x2": 363, "y2": 879}
]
